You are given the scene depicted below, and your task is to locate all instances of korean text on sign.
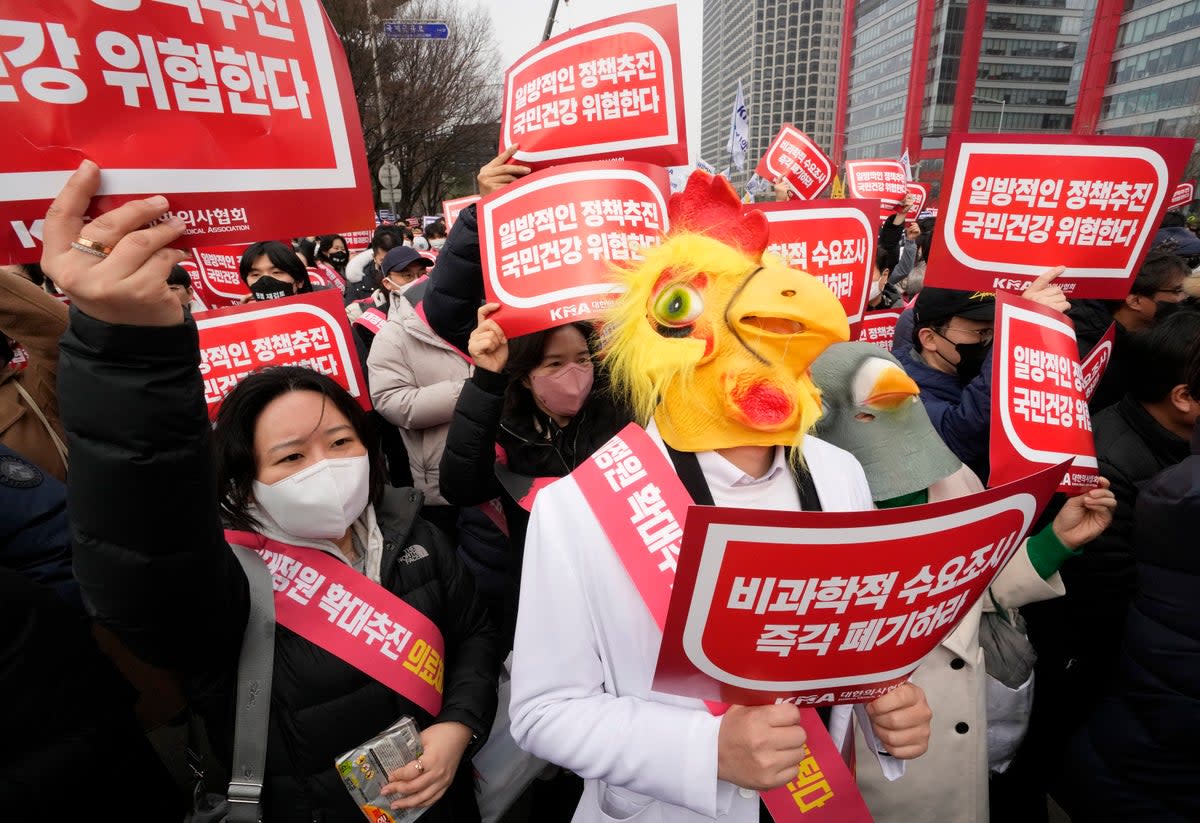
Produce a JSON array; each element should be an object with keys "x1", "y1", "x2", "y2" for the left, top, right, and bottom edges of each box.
[
  {"x1": 927, "y1": 134, "x2": 1194, "y2": 299},
  {"x1": 479, "y1": 161, "x2": 670, "y2": 337},
  {"x1": 1, "y1": 0, "x2": 375, "y2": 263},
  {"x1": 500, "y1": 5, "x2": 686, "y2": 168},
  {"x1": 591, "y1": 435, "x2": 681, "y2": 574}
]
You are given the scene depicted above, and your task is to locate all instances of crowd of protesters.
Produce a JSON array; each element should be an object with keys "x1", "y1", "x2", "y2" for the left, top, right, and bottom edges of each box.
[{"x1": 2, "y1": 144, "x2": 1198, "y2": 823}]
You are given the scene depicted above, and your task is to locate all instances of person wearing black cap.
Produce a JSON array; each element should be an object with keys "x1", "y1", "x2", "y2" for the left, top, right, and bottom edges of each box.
[{"x1": 903, "y1": 268, "x2": 1069, "y2": 482}]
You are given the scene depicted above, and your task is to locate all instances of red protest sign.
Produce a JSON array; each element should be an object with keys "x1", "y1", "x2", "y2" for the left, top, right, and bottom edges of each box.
[
  {"x1": 192, "y1": 244, "x2": 251, "y2": 307},
  {"x1": 926, "y1": 134, "x2": 1194, "y2": 300},
  {"x1": 748, "y1": 200, "x2": 876, "y2": 336},
  {"x1": 652, "y1": 460, "x2": 1065, "y2": 706},
  {"x1": 755, "y1": 124, "x2": 833, "y2": 201},
  {"x1": 500, "y1": 5, "x2": 686, "y2": 170},
  {"x1": 857, "y1": 309, "x2": 903, "y2": 352},
  {"x1": 990, "y1": 291, "x2": 1098, "y2": 493},
  {"x1": 844, "y1": 159, "x2": 908, "y2": 211},
  {"x1": 342, "y1": 230, "x2": 372, "y2": 255},
  {"x1": 1169, "y1": 180, "x2": 1196, "y2": 210},
  {"x1": 443, "y1": 195, "x2": 481, "y2": 232},
  {"x1": 478, "y1": 161, "x2": 669, "y2": 337},
  {"x1": 194, "y1": 289, "x2": 367, "y2": 420},
  {"x1": 904, "y1": 182, "x2": 928, "y2": 221},
  {"x1": 1079, "y1": 322, "x2": 1116, "y2": 402},
  {"x1": 0, "y1": 0, "x2": 374, "y2": 264}
]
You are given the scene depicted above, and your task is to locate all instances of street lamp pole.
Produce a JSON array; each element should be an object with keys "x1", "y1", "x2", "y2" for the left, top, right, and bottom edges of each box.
[
  {"x1": 543, "y1": 0, "x2": 561, "y2": 41},
  {"x1": 971, "y1": 94, "x2": 1006, "y2": 133}
]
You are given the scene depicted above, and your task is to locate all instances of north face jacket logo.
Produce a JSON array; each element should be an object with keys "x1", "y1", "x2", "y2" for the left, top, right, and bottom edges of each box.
[{"x1": 399, "y1": 544, "x2": 429, "y2": 564}]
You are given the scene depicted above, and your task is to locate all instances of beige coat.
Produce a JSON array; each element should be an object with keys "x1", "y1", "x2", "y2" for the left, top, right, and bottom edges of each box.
[
  {"x1": 0, "y1": 271, "x2": 68, "y2": 480},
  {"x1": 367, "y1": 293, "x2": 470, "y2": 504},
  {"x1": 854, "y1": 465, "x2": 1065, "y2": 823}
]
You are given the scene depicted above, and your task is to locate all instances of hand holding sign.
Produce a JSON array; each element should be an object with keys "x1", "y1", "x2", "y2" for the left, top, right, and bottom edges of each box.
[
  {"x1": 864, "y1": 682, "x2": 933, "y2": 759},
  {"x1": 478, "y1": 146, "x2": 532, "y2": 197},
  {"x1": 468, "y1": 303, "x2": 509, "y2": 373},
  {"x1": 1020, "y1": 265, "x2": 1070, "y2": 313},
  {"x1": 41, "y1": 161, "x2": 188, "y2": 328},
  {"x1": 1051, "y1": 476, "x2": 1116, "y2": 547},
  {"x1": 717, "y1": 703, "x2": 809, "y2": 791}
]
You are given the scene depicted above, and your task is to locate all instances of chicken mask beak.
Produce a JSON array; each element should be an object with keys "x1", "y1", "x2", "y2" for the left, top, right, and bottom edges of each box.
[{"x1": 656, "y1": 262, "x2": 850, "y2": 451}]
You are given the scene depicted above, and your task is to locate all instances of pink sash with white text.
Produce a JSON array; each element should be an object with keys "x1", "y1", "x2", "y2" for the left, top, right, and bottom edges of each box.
[
  {"x1": 225, "y1": 531, "x2": 445, "y2": 716},
  {"x1": 571, "y1": 425, "x2": 874, "y2": 822}
]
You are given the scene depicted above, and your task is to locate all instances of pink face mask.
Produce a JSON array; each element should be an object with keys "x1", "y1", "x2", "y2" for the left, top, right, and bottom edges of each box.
[{"x1": 530, "y1": 362, "x2": 594, "y2": 418}]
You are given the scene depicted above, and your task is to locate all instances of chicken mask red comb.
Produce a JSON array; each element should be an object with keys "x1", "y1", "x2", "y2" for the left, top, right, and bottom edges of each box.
[{"x1": 667, "y1": 171, "x2": 769, "y2": 261}]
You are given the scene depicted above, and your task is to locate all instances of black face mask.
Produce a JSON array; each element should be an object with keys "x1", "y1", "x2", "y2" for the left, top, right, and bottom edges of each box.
[
  {"x1": 950, "y1": 340, "x2": 990, "y2": 385},
  {"x1": 933, "y1": 329, "x2": 990, "y2": 386},
  {"x1": 250, "y1": 276, "x2": 293, "y2": 301},
  {"x1": 328, "y1": 251, "x2": 349, "y2": 268}
]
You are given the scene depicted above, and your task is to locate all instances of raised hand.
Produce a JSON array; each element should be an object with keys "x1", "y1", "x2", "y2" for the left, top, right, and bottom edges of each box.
[
  {"x1": 1021, "y1": 265, "x2": 1071, "y2": 314},
  {"x1": 467, "y1": 303, "x2": 509, "y2": 373},
  {"x1": 40, "y1": 160, "x2": 188, "y2": 327},
  {"x1": 478, "y1": 145, "x2": 532, "y2": 196}
]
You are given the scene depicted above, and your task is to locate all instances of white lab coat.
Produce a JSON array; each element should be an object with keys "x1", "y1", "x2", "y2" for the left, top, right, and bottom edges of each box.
[{"x1": 509, "y1": 430, "x2": 875, "y2": 823}]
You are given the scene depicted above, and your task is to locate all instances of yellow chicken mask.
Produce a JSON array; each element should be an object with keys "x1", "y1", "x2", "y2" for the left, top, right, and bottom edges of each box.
[{"x1": 602, "y1": 171, "x2": 850, "y2": 452}]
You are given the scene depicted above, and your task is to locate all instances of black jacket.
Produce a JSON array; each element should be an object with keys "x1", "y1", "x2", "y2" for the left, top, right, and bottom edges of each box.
[
  {"x1": 0, "y1": 444, "x2": 77, "y2": 612},
  {"x1": 0, "y1": 567, "x2": 180, "y2": 819},
  {"x1": 1069, "y1": 427, "x2": 1200, "y2": 821},
  {"x1": 439, "y1": 366, "x2": 630, "y2": 642},
  {"x1": 424, "y1": 204, "x2": 485, "y2": 354},
  {"x1": 58, "y1": 309, "x2": 500, "y2": 823}
]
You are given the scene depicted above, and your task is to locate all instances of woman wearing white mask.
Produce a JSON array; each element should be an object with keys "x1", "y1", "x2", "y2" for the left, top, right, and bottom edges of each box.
[{"x1": 45, "y1": 162, "x2": 501, "y2": 823}]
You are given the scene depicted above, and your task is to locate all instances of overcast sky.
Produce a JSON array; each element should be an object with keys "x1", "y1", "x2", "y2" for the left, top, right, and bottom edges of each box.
[{"x1": 487, "y1": 0, "x2": 705, "y2": 162}]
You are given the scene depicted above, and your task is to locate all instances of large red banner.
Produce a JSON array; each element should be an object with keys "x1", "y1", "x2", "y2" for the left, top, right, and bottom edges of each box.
[
  {"x1": 754, "y1": 124, "x2": 833, "y2": 201},
  {"x1": 926, "y1": 134, "x2": 1194, "y2": 299},
  {"x1": 652, "y1": 461, "x2": 1065, "y2": 706},
  {"x1": 844, "y1": 159, "x2": 908, "y2": 211},
  {"x1": 989, "y1": 292, "x2": 1097, "y2": 494},
  {"x1": 442, "y1": 195, "x2": 480, "y2": 233},
  {"x1": 1, "y1": 0, "x2": 374, "y2": 263},
  {"x1": 477, "y1": 161, "x2": 669, "y2": 337},
  {"x1": 857, "y1": 309, "x2": 903, "y2": 352},
  {"x1": 194, "y1": 289, "x2": 367, "y2": 420},
  {"x1": 499, "y1": 5, "x2": 686, "y2": 170},
  {"x1": 747, "y1": 200, "x2": 876, "y2": 336}
]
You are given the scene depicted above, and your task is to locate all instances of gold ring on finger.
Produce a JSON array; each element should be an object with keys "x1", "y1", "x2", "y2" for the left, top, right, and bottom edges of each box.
[{"x1": 72, "y1": 236, "x2": 113, "y2": 257}]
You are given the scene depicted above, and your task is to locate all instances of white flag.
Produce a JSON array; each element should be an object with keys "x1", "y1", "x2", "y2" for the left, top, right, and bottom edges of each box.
[
  {"x1": 899, "y1": 149, "x2": 913, "y2": 182},
  {"x1": 725, "y1": 80, "x2": 749, "y2": 172}
]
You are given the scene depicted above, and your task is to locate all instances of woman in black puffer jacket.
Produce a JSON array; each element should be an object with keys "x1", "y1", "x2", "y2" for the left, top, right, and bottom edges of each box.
[
  {"x1": 439, "y1": 309, "x2": 630, "y2": 646},
  {"x1": 48, "y1": 166, "x2": 501, "y2": 823}
]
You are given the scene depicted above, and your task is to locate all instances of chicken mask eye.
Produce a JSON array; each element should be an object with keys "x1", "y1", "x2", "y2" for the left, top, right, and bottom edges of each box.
[{"x1": 652, "y1": 284, "x2": 704, "y2": 330}]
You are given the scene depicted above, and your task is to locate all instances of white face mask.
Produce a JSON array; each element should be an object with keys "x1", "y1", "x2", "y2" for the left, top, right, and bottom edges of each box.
[
  {"x1": 252, "y1": 455, "x2": 370, "y2": 540},
  {"x1": 869, "y1": 281, "x2": 883, "y2": 301},
  {"x1": 429, "y1": 237, "x2": 445, "y2": 250}
]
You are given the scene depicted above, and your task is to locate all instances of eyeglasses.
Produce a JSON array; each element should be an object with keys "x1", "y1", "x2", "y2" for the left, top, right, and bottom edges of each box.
[{"x1": 938, "y1": 325, "x2": 994, "y2": 345}]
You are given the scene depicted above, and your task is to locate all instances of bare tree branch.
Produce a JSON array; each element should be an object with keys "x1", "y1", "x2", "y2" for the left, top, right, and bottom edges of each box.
[{"x1": 323, "y1": 0, "x2": 503, "y2": 217}]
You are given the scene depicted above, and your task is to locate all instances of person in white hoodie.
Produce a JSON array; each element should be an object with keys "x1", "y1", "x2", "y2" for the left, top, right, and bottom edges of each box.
[{"x1": 368, "y1": 245, "x2": 469, "y2": 539}]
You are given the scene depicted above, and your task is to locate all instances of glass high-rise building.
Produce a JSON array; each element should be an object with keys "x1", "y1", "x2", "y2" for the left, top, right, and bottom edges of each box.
[{"x1": 699, "y1": 0, "x2": 842, "y2": 191}]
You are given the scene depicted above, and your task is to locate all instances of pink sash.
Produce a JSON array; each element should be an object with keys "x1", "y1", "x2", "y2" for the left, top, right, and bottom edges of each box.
[
  {"x1": 570, "y1": 425, "x2": 874, "y2": 822},
  {"x1": 226, "y1": 531, "x2": 445, "y2": 716}
]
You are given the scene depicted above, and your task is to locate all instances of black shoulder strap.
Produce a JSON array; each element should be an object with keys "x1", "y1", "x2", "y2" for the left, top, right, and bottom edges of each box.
[
  {"x1": 785, "y1": 447, "x2": 824, "y2": 512},
  {"x1": 663, "y1": 443, "x2": 712, "y2": 506}
]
